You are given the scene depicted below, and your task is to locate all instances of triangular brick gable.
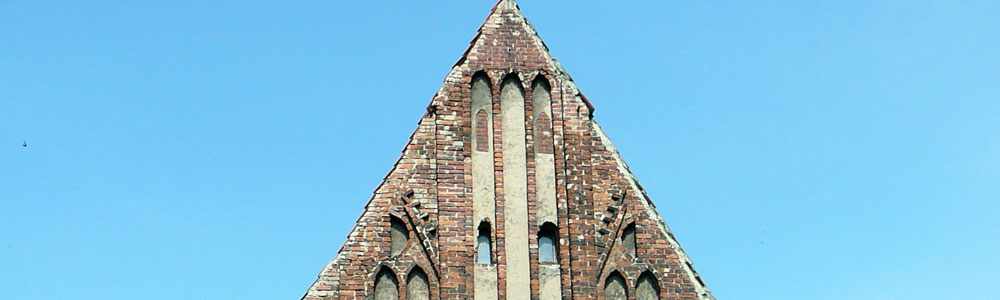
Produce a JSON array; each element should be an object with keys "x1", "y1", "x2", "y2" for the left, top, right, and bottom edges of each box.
[{"x1": 302, "y1": 1, "x2": 714, "y2": 299}]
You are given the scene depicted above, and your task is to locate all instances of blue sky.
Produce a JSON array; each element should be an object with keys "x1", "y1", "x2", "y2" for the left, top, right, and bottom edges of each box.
[{"x1": 2, "y1": 1, "x2": 998, "y2": 299}]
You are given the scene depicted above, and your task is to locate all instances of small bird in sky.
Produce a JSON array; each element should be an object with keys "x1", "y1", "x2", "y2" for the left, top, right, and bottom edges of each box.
[{"x1": 22, "y1": 141, "x2": 27, "y2": 148}]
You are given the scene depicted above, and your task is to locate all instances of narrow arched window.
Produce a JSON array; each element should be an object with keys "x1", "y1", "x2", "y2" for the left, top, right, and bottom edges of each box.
[
  {"x1": 477, "y1": 221, "x2": 492, "y2": 264},
  {"x1": 604, "y1": 271, "x2": 627, "y2": 300},
  {"x1": 390, "y1": 216, "x2": 409, "y2": 256},
  {"x1": 407, "y1": 267, "x2": 430, "y2": 300},
  {"x1": 538, "y1": 223, "x2": 558, "y2": 263},
  {"x1": 622, "y1": 222, "x2": 636, "y2": 257},
  {"x1": 374, "y1": 267, "x2": 399, "y2": 300},
  {"x1": 636, "y1": 271, "x2": 660, "y2": 300}
]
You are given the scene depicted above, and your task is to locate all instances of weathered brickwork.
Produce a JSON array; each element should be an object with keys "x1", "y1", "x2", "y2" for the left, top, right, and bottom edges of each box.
[
  {"x1": 534, "y1": 113, "x2": 553, "y2": 155},
  {"x1": 475, "y1": 111, "x2": 490, "y2": 153},
  {"x1": 301, "y1": 1, "x2": 714, "y2": 299}
]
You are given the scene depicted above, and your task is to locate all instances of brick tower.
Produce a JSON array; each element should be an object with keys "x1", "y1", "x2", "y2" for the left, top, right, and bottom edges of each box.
[{"x1": 302, "y1": 1, "x2": 714, "y2": 299}]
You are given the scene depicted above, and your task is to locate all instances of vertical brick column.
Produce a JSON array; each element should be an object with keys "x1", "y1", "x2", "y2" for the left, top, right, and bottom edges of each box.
[{"x1": 437, "y1": 81, "x2": 471, "y2": 300}]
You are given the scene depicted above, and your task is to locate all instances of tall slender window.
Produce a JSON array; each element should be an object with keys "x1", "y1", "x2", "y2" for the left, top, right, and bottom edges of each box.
[
  {"x1": 538, "y1": 223, "x2": 558, "y2": 263},
  {"x1": 390, "y1": 216, "x2": 409, "y2": 256},
  {"x1": 374, "y1": 267, "x2": 399, "y2": 300},
  {"x1": 477, "y1": 221, "x2": 492, "y2": 264}
]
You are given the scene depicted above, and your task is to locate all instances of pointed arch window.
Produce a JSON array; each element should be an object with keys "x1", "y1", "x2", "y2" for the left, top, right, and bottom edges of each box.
[
  {"x1": 390, "y1": 216, "x2": 409, "y2": 256},
  {"x1": 374, "y1": 267, "x2": 399, "y2": 300},
  {"x1": 477, "y1": 221, "x2": 493, "y2": 264},
  {"x1": 636, "y1": 272, "x2": 660, "y2": 300},
  {"x1": 407, "y1": 267, "x2": 430, "y2": 300},
  {"x1": 604, "y1": 271, "x2": 627, "y2": 300}
]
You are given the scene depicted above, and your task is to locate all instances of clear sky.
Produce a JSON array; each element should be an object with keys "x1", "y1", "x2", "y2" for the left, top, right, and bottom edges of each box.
[{"x1": 2, "y1": 1, "x2": 998, "y2": 299}]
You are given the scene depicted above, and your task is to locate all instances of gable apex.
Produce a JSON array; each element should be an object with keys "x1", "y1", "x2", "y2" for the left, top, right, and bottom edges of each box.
[{"x1": 450, "y1": 0, "x2": 595, "y2": 116}]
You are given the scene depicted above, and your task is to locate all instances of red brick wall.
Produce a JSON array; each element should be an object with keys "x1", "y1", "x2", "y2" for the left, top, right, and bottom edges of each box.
[{"x1": 301, "y1": 2, "x2": 711, "y2": 300}]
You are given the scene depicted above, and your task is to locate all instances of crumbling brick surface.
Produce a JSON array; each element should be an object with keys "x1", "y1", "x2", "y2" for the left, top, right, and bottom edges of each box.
[{"x1": 301, "y1": 1, "x2": 714, "y2": 299}]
